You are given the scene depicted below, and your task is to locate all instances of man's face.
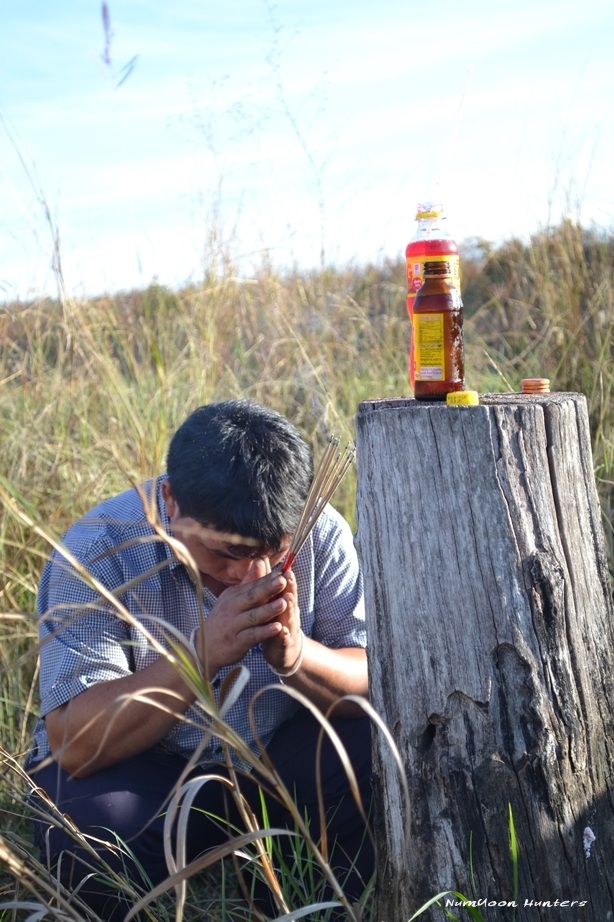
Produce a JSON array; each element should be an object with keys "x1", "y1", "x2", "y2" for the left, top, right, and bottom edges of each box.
[{"x1": 162, "y1": 479, "x2": 290, "y2": 593}]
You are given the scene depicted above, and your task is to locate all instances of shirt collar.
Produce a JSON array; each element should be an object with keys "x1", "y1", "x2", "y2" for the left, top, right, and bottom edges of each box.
[{"x1": 156, "y1": 474, "x2": 184, "y2": 570}]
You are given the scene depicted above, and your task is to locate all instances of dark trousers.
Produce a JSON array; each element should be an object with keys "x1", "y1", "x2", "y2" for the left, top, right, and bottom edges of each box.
[{"x1": 28, "y1": 710, "x2": 374, "y2": 920}]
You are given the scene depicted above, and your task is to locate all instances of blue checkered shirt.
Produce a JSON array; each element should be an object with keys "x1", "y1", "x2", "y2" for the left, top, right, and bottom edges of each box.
[{"x1": 28, "y1": 476, "x2": 366, "y2": 769}]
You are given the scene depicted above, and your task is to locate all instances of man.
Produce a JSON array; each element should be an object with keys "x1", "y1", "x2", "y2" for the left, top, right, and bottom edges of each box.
[{"x1": 26, "y1": 399, "x2": 373, "y2": 919}]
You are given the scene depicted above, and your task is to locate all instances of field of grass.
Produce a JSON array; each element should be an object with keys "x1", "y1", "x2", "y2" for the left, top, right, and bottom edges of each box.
[{"x1": 1, "y1": 217, "x2": 612, "y2": 919}]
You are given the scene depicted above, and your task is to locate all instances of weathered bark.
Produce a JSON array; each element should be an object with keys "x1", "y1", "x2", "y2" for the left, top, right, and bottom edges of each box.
[{"x1": 355, "y1": 393, "x2": 614, "y2": 921}]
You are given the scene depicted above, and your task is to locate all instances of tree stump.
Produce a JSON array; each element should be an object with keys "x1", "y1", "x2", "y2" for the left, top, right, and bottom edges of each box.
[{"x1": 355, "y1": 393, "x2": 614, "y2": 921}]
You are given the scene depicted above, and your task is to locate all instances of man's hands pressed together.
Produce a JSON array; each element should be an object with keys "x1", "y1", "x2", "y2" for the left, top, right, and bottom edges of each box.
[
  {"x1": 194, "y1": 558, "x2": 303, "y2": 679},
  {"x1": 193, "y1": 557, "x2": 367, "y2": 717}
]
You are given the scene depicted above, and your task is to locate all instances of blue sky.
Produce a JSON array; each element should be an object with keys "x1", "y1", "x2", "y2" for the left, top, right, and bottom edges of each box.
[{"x1": 1, "y1": 0, "x2": 613, "y2": 301}]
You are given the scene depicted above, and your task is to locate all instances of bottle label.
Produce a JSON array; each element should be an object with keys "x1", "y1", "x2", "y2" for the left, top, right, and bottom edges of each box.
[
  {"x1": 414, "y1": 313, "x2": 445, "y2": 380},
  {"x1": 407, "y1": 253, "x2": 461, "y2": 301}
]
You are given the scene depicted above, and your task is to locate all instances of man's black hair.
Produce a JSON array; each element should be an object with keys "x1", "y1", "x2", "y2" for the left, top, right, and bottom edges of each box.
[{"x1": 166, "y1": 400, "x2": 314, "y2": 551}]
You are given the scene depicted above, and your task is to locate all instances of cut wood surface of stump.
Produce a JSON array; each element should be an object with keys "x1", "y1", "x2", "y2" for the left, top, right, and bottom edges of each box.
[{"x1": 355, "y1": 393, "x2": 614, "y2": 922}]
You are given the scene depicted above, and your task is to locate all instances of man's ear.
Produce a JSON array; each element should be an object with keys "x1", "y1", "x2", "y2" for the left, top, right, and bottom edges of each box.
[{"x1": 162, "y1": 478, "x2": 178, "y2": 519}]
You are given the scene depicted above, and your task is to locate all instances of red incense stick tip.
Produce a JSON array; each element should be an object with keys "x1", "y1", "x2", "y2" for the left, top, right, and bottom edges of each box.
[{"x1": 281, "y1": 551, "x2": 296, "y2": 573}]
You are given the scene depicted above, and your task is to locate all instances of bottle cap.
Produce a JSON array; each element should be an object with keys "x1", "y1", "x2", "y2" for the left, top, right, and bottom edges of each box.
[
  {"x1": 521, "y1": 378, "x2": 550, "y2": 394},
  {"x1": 416, "y1": 206, "x2": 442, "y2": 219},
  {"x1": 424, "y1": 260, "x2": 451, "y2": 275},
  {"x1": 446, "y1": 390, "x2": 479, "y2": 406}
]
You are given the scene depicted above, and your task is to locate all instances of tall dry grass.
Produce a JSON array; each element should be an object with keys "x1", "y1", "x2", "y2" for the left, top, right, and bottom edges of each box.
[
  {"x1": 1, "y1": 219, "x2": 613, "y2": 918},
  {"x1": 0, "y1": 259, "x2": 407, "y2": 920}
]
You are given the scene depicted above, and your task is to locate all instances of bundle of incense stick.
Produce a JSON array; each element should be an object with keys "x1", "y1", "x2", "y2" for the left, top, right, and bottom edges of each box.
[{"x1": 281, "y1": 435, "x2": 356, "y2": 573}]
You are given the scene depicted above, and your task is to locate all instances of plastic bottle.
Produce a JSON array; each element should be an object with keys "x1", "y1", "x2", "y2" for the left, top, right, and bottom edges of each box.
[
  {"x1": 412, "y1": 260, "x2": 465, "y2": 401},
  {"x1": 406, "y1": 202, "x2": 460, "y2": 387}
]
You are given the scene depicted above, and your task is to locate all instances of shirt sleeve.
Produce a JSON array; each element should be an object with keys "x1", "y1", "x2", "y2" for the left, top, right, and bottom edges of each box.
[
  {"x1": 37, "y1": 535, "x2": 134, "y2": 717},
  {"x1": 307, "y1": 506, "x2": 366, "y2": 648}
]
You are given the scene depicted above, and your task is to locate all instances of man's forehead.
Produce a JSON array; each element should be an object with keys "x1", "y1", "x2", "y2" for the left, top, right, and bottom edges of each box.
[
  {"x1": 190, "y1": 521, "x2": 291, "y2": 557},
  {"x1": 220, "y1": 535, "x2": 292, "y2": 557},
  {"x1": 178, "y1": 518, "x2": 260, "y2": 547}
]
